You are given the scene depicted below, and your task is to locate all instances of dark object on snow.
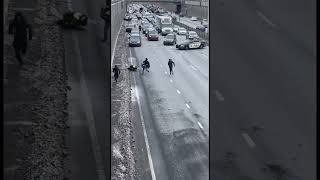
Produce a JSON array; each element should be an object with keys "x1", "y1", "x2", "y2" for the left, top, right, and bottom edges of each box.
[
  {"x1": 57, "y1": 11, "x2": 88, "y2": 29},
  {"x1": 113, "y1": 65, "x2": 121, "y2": 82},
  {"x1": 128, "y1": 65, "x2": 138, "y2": 71},
  {"x1": 9, "y1": 12, "x2": 32, "y2": 65}
]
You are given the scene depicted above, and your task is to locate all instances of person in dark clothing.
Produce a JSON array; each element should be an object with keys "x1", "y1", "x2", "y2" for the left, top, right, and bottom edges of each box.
[
  {"x1": 142, "y1": 58, "x2": 150, "y2": 72},
  {"x1": 9, "y1": 12, "x2": 32, "y2": 66},
  {"x1": 168, "y1": 59, "x2": 175, "y2": 75},
  {"x1": 100, "y1": 3, "x2": 110, "y2": 42},
  {"x1": 113, "y1": 65, "x2": 120, "y2": 82}
]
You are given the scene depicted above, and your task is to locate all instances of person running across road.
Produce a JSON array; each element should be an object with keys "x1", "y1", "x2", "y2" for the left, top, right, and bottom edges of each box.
[
  {"x1": 142, "y1": 58, "x2": 150, "y2": 72},
  {"x1": 168, "y1": 59, "x2": 175, "y2": 75},
  {"x1": 113, "y1": 65, "x2": 120, "y2": 82},
  {"x1": 9, "y1": 12, "x2": 32, "y2": 66}
]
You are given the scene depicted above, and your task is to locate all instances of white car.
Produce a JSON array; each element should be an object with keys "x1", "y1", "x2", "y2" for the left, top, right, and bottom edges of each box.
[
  {"x1": 190, "y1": 16, "x2": 198, "y2": 21},
  {"x1": 177, "y1": 27, "x2": 187, "y2": 35},
  {"x1": 186, "y1": 31, "x2": 199, "y2": 39}
]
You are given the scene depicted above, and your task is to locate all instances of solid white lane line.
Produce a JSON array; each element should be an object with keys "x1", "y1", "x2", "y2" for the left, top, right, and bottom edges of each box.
[
  {"x1": 176, "y1": 90, "x2": 181, "y2": 94},
  {"x1": 186, "y1": 104, "x2": 190, "y2": 109},
  {"x1": 197, "y1": 122, "x2": 204, "y2": 129},
  {"x1": 242, "y1": 133, "x2": 256, "y2": 148},
  {"x1": 256, "y1": 10, "x2": 276, "y2": 27},
  {"x1": 130, "y1": 49, "x2": 157, "y2": 180},
  {"x1": 214, "y1": 90, "x2": 225, "y2": 101},
  {"x1": 67, "y1": 1, "x2": 106, "y2": 179}
]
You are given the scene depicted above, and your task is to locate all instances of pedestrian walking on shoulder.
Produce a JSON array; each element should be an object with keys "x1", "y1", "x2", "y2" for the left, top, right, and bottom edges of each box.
[
  {"x1": 9, "y1": 12, "x2": 32, "y2": 66},
  {"x1": 100, "y1": 3, "x2": 110, "y2": 42},
  {"x1": 168, "y1": 59, "x2": 175, "y2": 75},
  {"x1": 113, "y1": 65, "x2": 120, "y2": 82}
]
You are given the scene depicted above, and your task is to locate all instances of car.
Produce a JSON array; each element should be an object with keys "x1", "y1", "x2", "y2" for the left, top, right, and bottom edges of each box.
[
  {"x1": 176, "y1": 39, "x2": 206, "y2": 50},
  {"x1": 129, "y1": 34, "x2": 141, "y2": 47},
  {"x1": 126, "y1": 23, "x2": 137, "y2": 33},
  {"x1": 186, "y1": 31, "x2": 199, "y2": 39},
  {"x1": 163, "y1": 34, "x2": 177, "y2": 45},
  {"x1": 177, "y1": 27, "x2": 187, "y2": 35},
  {"x1": 196, "y1": 25, "x2": 206, "y2": 31},
  {"x1": 130, "y1": 29, "x2": 140, "y2": 36},
  {"x1": 173, "y1": 25, "x2": 179, "y2": 32},
  {"x1": 147, "y1": 30, "x2": 159, "y2": 41},
  {"x1": 142, "y1": 23, "x2": 152, "y2": 34},
  {"x1": 145, "y1": 27, "x2": 156, "y2": 37},
  {"x1": 190, "y1": 16, "x2": 198, "y2": 21},
  {"x1": 123, "y1": 15, "x2": 132, "y2": 21}
]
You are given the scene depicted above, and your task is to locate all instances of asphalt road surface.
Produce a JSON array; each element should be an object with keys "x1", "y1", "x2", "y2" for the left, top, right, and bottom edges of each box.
[
  {"x1": 211, "y1": 0, "x2": 316, "y2": 179},
  {"x1": 128, "y1": 24, "x2": 209, "y2": 180},
  {"x1": 59, "y1": 0, "x2": 110, "y2": 179}
]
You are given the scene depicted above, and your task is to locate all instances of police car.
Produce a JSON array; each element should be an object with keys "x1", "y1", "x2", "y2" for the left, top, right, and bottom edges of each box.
[{"x1": 176, "y1": 39, "x2": 206, "y2": 50}]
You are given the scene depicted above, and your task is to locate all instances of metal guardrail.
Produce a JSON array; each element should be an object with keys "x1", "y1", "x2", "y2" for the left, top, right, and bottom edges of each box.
[{"x1": 173, "y1": 19, "x2": 209, "y2": 40}]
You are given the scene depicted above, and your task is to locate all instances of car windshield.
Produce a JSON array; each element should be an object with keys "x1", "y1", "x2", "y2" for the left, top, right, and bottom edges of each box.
[
  {"x1": 166, "y1": 34, "x2": 174, "y2": 39},
  {"x1": 130, "y1": 36, "x2": 140, "y2": 41},
  {"x1": 149, "y1": 31, "x2": 157, "y2": 34}
]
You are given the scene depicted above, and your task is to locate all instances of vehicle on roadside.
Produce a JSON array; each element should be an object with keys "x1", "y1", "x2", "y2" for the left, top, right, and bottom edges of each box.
[
  {"x1": 186, "y1": 31, "x2": 199, "y2": 39},
  {"x1": 177, "y1": 27, "x2": 187, "y2": 35},
  {"x1": 129, "y1": 34, "x2": 141, "y2": 47},
  {"x1": 190, "y1": 16, "x2": 198, "y2": 21},
  {"x1": 147, "y1": 30, "x2": 159, "y2": 41},
  {"x1": 163, "y1": 33, "x2": 177, "y2": 45},
  {"x1": 126, "y1": 23, "x2": 137, "y2": 33},
  {"x1": 176, "y1": 39, "x2": 206, "y2": 50},
  {"x1": 123, "y1": 15, "x2": 132, "y2": 21}
]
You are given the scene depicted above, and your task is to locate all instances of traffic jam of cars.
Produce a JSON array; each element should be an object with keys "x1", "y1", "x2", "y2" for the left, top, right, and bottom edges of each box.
[{"x1": 124, "y1": 4, "x2": 208, "y2": 50}]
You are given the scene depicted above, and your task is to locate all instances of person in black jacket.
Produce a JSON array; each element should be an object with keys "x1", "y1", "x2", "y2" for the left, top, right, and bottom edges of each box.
[
  {"x1": 9, "y1": 12, "x2": 32, "y2": 66},
  {"x1": 100, "y1": 3, "x2": 110, "y2": 42},
  {"x1": 113, "y1": 65, "x2": 120, "y2": 82},
  {"x1": 168, "y1": 59, "x2": 175, "y2": 75}
]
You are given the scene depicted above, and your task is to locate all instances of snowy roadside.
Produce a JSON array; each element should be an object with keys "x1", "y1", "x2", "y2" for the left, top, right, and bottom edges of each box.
[
  {"x1": 111, "y1": 24, "x2": 136, "y2": 180},
  {"x1": 3, "y1": 0, "x2": 69, "y2": 179}
]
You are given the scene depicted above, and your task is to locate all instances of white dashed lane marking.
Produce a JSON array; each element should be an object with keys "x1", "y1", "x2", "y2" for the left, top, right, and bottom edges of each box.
[
  {"x1": 242, "y1": 133, "x2": 256, "y2": 148},
  {"x1": 165, "y1": 71, "x2": 168, "y2": 74},
  {"x1": 176, "y1": 90, "x2": 181, "y2": 94},
  {"x1": 197, "y1": 122, "x2": 204, "y2": 129},
  {"x1": 185, "y1": 104, "x2": 190, "y2": 109},
  {"x1": 170, "y1": 79, "x2": 173, "y2": 83},
  {"x1": 190, "y1": 65, "x2": 197, "y2": 71}
]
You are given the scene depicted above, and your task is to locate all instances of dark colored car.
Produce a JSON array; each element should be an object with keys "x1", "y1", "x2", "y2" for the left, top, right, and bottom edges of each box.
[
  {"x1": 129, "y1": 34, "x2": 141, "y2": 47},
  {"x1": 176, "y1": 39, "x2": 206, "y2": 50},
  {"x1": 126, "y1": 23, "x2": 137, "y2": 33},
  {"x1": 163, "y1": 34, "x2": 176, "y2": 45},
  {"x1": 147, "y1": 30, "x2": 159, "y2": 41},
  {"x1": 196, "y1": 25, "x2": 206, "y2": 32}
]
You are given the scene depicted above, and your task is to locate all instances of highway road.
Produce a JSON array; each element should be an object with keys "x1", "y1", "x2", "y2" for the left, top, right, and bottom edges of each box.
[
  {"x1": 211, "y1": 0, "x2": 316, "y2": 179},
  {"x1": 58, "y1": 0, "x2": 110, "y2": 179},
  {"x1": 127, "y1": 20, "x2": 209, "y2": 179}
]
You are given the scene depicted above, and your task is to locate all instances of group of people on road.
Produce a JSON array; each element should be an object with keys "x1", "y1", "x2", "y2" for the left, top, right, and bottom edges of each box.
[{"x1": 113, "y1": 58, "x2": 176, "y2": 82}]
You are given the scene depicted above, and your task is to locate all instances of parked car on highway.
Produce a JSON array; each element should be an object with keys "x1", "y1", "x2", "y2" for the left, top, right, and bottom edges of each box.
[
  {"x1": 177, "y1": 27, "x2": 187, "y2": 35},
  {"x1": 145, "y1": 27, "x2": 156, "y2": 37},
  {"x1": 190, "y1": 16, "x2": 198, "y2": 21},
  {"x1": 176, "y1": 39, "x2": 206, "y2": 50},
  {"x1": 163, "y1": 33, "x2": 177, "y2": 45},
  {"x1": 186, "y1": 31, "x2": 199, "y2": 39},
  {"x1": 147, "y1": 30, "x2": 159, "y2": 41},
  {"x1": 129, "y1": 34, "x2": 141, "y2": 47},
  {"x1": 142, "y1": 23, "x2": 152, "y2": 34},
  {"x1": 126, "y1": 23, "x2": 137, "y2": 33}
]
